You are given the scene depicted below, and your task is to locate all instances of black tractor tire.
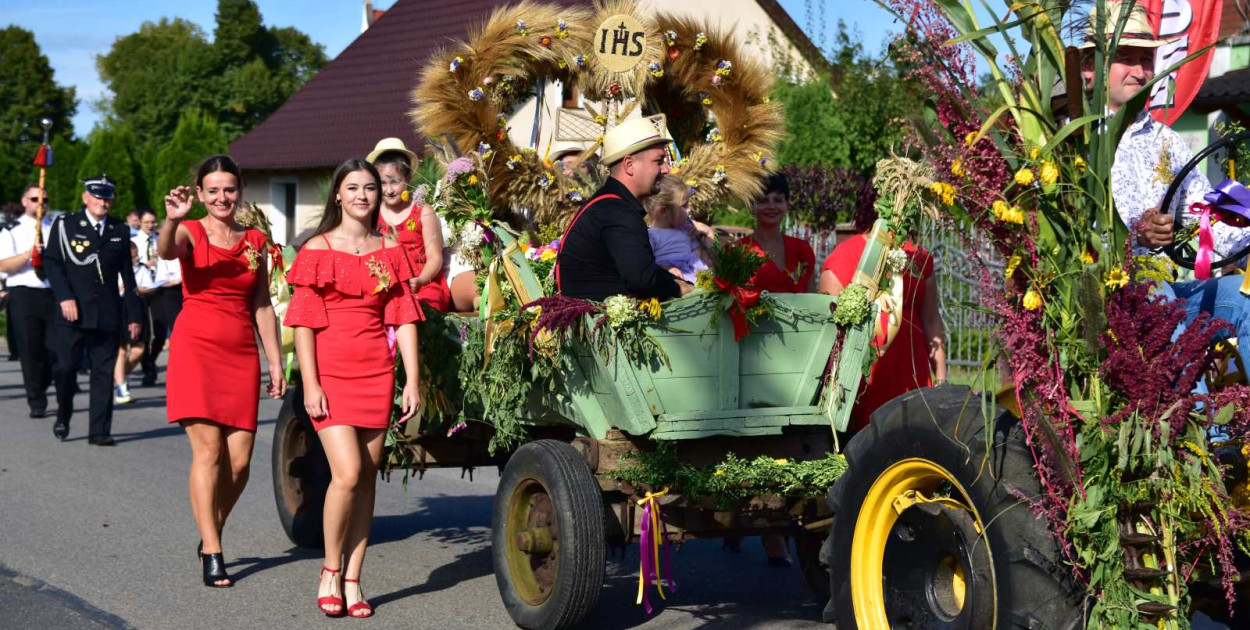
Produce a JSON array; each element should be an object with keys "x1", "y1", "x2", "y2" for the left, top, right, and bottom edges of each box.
[
  {"x1": 271, "y1": 387, "x2": 329, "y2": 549},
  {"x1": 822, "y1": 385, "x2": 1086, "y2": 629},
  {"x1": 492, "y1": 440, "x2": 606, "y2": 630}
]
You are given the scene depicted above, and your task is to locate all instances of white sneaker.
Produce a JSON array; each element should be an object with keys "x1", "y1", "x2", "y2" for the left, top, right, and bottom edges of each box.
[{"x1": 114, "y1": 384, "x2": 132, "y2": 404}]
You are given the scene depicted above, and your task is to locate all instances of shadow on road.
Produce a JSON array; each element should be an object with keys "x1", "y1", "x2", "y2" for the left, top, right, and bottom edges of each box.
[
  {"x1": 371, "y1": 494, "x2": 493, "y2": 545},
  {"x1": 371, "y1": 543, "x2": 492, "y2": 610},
  {"x1": 228, "y1": 546, "x2": 324, "y2": 584}
]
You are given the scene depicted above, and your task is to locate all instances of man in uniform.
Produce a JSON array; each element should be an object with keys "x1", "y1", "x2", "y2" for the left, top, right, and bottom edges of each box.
[
  {"x1": 0, "y1": 184, "x2": 56, "y2": 418},
  {"x1": 43, "y1": 175, "x2": 142, "y2": 445},
  {"x1": 556, "y1": 117, "x2": 692, "y2": 301}
]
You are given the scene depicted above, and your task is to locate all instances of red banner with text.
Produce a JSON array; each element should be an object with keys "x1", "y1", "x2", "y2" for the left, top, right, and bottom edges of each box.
[{"x1": 1143, "y1": 0, "x2": 1224, "y2": 125}]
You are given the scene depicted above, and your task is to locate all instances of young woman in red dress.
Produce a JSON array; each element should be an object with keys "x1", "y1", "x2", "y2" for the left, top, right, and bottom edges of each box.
[
  {"x1": 158, "y1": 155, "x2": 287, "y2": 587},
  {"x1": 739, "y1": 174, "x2": 817, "y2": 294},
  {"x1": 285, "y1": 159, "x2": 422, "y2": 618},
  {"x1": 367, "y1": 138, "x2": 450, "y2": 312},
  {"x1": 819, "y1": 186, "x2": 947, "y2": 433}
]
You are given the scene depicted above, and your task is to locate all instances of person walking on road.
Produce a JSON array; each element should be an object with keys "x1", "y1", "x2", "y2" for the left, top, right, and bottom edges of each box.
[
  {"x1": 158, "y1": 155, "x2": 286, "y2": 588},
  {"x1": 0, "y1": 185, "x2": 56, "y2": 418},
  {"x1": 286, "y1": 159, "x2": 422, "y2": 618},
  {"x1": 42, "y1": 176, "x2": 142, "y2": 445}
]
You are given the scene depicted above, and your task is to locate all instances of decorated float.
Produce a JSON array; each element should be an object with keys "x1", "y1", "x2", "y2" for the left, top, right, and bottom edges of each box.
[{"x1": 262, "y1": 0, "x2": 1250, "y2": 629}]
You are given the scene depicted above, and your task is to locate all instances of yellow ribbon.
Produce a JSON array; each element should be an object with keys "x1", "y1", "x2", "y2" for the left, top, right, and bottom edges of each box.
[{"x1": 636, "y1": 487, "x2": 670, "y2": 607}]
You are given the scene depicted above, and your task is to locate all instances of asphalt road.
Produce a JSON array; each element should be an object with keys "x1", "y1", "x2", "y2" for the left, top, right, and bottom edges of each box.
[{"x1": 0, "y1": 352, "x2": 828, "y2": 630}]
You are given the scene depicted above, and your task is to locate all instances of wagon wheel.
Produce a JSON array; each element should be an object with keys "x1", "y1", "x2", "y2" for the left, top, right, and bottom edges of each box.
[
  {"x1": 492, "y1": 440, "x2": 605, "y2": 630},
  {"x1": 824, "y1": 386, "x2": 1086, "y2": 629},
  {"x1": 271, "y1": 386, "x2": 329, "y2": 548},
  {"x1": 1163, "y1": 131, "x2": 1250, "y2": 270}
]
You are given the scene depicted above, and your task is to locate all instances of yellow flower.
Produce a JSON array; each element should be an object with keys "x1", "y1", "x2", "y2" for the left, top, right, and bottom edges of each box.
[
  {"x1": 1014, "y1": 168, "x2": 1035, "y2": 186},
  {"x1": 1022, "y1": 289, "x2": 1042, "y2": 310},
  {"x1": 539, "y1": 248, "x2": 557, "y2": 262},
  {"x1": 774, "y1": 458, "x2": 789, "y2": 465},
  {"x1": 1006, "y1": 206, "x2": 1024, "y2": 225},
  {"x1": 992, "y1": 200, "x2": 1009, "y2": 221},
  {"x1": 1104, "y1": 267, "x2": 1128, "y2": 290},
  {"x1": 1029, "y1": 147, "x2": 1041, "y2": 160},
  {"x1": 1005, "y1": 255, "x2": 1022, "y2": 279},
  {"x1": 1074, "y1": 156, "x2": 1087, "y2": 173},
  {"x1": 964, "y1": 132, "x2": 977, "y2": 146},
  {"x1": 1040, "y1": 161, "x2": 1058, "y2": 186},
  {"x1": 928, "y1": 181, "x2": 956, "y2": 206},
  {"x1": 467, "y1": 174, "x2": 479, "y2": 186},
  {"x1": 519, "y1": 241, "x2": 531, "y2": 252},
  {"x1": 637, "y1": 297, "x2": 663, "y2": 320},
  {"x1": 1079, "y1": 251, "x2": 1094, "y2": 265},
  {"x1": 713, "y1": 468, "x2": 725, "y2": 476},
  {"x1": 401, "y1": 190, "x2": 411, "y2": 203},
  {"x1": 950, "y1": 158, "x2": 965, "y2": 178}
]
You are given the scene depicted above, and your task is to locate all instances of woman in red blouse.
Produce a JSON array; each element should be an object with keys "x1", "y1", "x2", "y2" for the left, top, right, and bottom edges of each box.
[
  {"x1": 285, "y1": 160, "x2": 422, "y2": 618},
  {"x1": 739, "y1": 174, "x2": 816, "y2": 293},
  {"x1": 819, "y1": 184, "x2": 947, "y2": 433},
  {"x1": 369, "y1": 138, "x2": 450, "y2": 312}
]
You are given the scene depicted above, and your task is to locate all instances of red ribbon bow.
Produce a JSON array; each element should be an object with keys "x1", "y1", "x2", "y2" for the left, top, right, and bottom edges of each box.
[{"x1": 713, "y1": 279, "x2": 761, "y2": 342}]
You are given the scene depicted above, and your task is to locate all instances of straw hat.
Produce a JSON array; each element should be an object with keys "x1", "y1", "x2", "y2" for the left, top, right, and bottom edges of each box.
[
  {"x1": 601, "y1": 117, "x2": 673, "y2": 166},
  {"x1": 1079, "y1": 0, "x2": 1166, "y2": 49},
  {"x1": 549, "y1": 140, "x2": 590, "y2": 162},
  {"x1": 366, "y1": 137, "x2": 418, "y2": 166}
]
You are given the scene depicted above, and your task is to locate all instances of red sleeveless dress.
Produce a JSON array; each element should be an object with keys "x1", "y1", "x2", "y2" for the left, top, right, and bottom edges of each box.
[
  {"x1": 377, "y1": 205, "x2": 450, "y2": 312},
  {"x1": 166, "y1": 221, "x2": 268, "y2": 430},
  {"x1": 283, "y1": 239, "x2": 424, "y2": 431}
]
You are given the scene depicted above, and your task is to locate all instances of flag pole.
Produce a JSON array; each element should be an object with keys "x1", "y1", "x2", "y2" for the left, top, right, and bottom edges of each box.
[{"x1": 31, "y1": 117, "x2": 52, "y2": 269}]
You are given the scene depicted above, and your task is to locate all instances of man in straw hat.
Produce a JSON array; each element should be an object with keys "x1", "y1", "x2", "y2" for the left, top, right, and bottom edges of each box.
[
  {"x1": 555, "y1": 117, "x2": 692, "y2": 301},
  {"x1": 1082, "y1": 1, "x2": 1250, "y2": 368}
]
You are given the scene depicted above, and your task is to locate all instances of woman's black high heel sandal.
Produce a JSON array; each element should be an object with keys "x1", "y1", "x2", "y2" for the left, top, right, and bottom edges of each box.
[{"x1": 202, "y1": 553, "x2": 233, "y2": 587}]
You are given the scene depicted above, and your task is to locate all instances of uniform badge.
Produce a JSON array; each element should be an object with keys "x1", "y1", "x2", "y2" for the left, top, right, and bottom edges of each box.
[{"x1": 79, "y1": 220, "x2": 87, "y2": 227}]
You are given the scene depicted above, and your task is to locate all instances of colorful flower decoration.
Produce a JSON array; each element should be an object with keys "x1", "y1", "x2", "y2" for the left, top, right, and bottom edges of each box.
[
  {"x1": 1014, "y1": 167, "x2": 1035, "y2": 186},
  {"x1": 506, "y1": 155, "x2": 523, "y2": 171},
  {"x1": 715, "y1": 59, "x2": 733, "y2": 76},
  {"x1": 1040, "y1": 161, "x2": 1058, "y2": 186},
  {"x1": 685, "y1": 178, "x2": 700, "y2": 190},
  {"x1": 574, "y1": 54, "x2": 586, "y2": 68},
  {"x1": 477, "y1": 141, "x2": 493, "y2": 160},
  {"x1": 928, "y1": 181, "x2": 956, "y2": 206},
  {"x1": 964, "y1": 131, "x2": 978, "y2": 146},
  {"x1": 540, "y1": 35, "x2": 553, "y2": 48},
  {"x1": 1022, "y1": 289, "x2": 1042, "y2": 310},
  {"x1": 950, "y1": 158, "x2": 965, "y2": 177},
  {"x1": 568, "y1": 190, "x2": 584, "y2": 202},
  {"x1": 1005, "y1": 255, "x2": 1022, "y2": 278},
  {"x1": 663, "y1": 30, "x2": 677, "y2": 46},
  {"x1": 594, "y1": 114, "x2": 607, "y2": 126},
  {"x1": 712, "y1": 164, "x2": 727, "y2": 185},
  {"x1": 699, "y1": 92, "x2": 712, "y2": 106},
  {"x1": 753, "y1": 152, "x2": 767, "y2": 167},
  {"x1": 609, "y1": 82, "x2": 623, "y2": 97},
  {"x1": 401, "y1": 190, "x2": 411, "y2": 203},
  {"x1": 557, "y1": 58, "x2": 568, "y2": 69},
  {"x1": 243, "y1": 242, "x2": 261, "y2": 272},
  {"x1": 648, "y1": 62, "x2": 664, "y2": 78},
  {"x1": 468, "y1": 87, "x2": 485, "y2": 101},
  {"x1": 516, "y1": 19, "x2": 528, "y2": 36},
  {"x1": 1104, "y1": 268, "x2": 1128, "y2": 290},
  {"x1": 1079, "y1": 251, "x2": 1094, "y2": 265},
  {"x1": 1074, "y1": 156, "x2": 1087, "y2": 173},
  {"x1": 365, "y1": 257, "x2": 392, "y2": 294},
  {"x1": 706, "y1": 127, "x2": 723, "y2": 143},
  {"x1": 538, "y1": 172, "x2": 553, "y2": 189},
  {"x1": 670, "y1": 157, "x2": 689, "y2": 175},
  {"x1": 711, "y1": 74, "x2": 723, "y2": 87},
  {"x1": 405, "y1": 218, "x2": 418, "y2": 232},
  {"x1": 449, "y1": 56, "x2": 463, "y2": 73},
  {"x1": 694, "y1": 32, "x2": 708, "y2": 50},
  {"x1": 556, "y1": 18, "x2": 568, "y2": 39}
]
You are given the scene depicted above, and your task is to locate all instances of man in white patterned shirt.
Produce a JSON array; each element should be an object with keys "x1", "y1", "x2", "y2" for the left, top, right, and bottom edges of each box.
[{"x1": 1083, "y1": 1, "x2": 1250, "y2": 367}]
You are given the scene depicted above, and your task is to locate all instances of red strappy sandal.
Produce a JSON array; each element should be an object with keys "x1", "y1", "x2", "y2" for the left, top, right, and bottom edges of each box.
[
  {"x1": 344, "y1": 578, "x2": 374, "y2": 618},
  {"x1": 317, "y1": 566, "x2": 344, "y2": 616}
]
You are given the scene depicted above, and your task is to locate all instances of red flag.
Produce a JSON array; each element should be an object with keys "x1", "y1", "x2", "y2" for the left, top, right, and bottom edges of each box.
[
  {"x1": 1143, "y1": 0, "x2": 1224, "y2": 125},
  {"x1": 32, "y1": 143, "x2": 52, "y2": 168}
]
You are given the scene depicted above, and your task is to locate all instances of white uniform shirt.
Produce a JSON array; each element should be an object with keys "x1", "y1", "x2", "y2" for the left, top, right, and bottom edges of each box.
[
  {"x1": 0, "y1": 214, "x2": 54, "y2": 289},
  {"x1": 132, "y1": 231, "x2": 157, "y2": 265},
  {"x1": 1113, "y1": 111, "x2": 1248, "y2": 258}
]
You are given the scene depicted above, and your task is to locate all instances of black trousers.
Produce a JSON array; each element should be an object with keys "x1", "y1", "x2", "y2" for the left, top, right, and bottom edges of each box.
[
  {"x1": 8, "y1": 286, "x2": 55, "y2": 412},
  {"x1": 52, "y1": 325, "x2": 118, "y2": 439},
  {"x1": 141, "y1": 287, "x2": 182, "y2": 381}
]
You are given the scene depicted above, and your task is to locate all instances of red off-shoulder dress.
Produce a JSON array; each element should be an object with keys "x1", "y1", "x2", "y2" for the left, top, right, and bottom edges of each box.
[
  {"x1": 167, "y1": 221, "x2": 268, "y2": 430},
  {"x1": 377, "y1": 205, "x2": 451, "y2": 312},
  {"x1": 283, "y1": 239, "x2": 424, "y2": 431}
]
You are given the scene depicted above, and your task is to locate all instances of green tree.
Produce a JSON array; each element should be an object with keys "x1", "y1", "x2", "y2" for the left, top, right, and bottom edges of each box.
[
  {"x1": 76, "y1": 124, "x2": 144, "y2": 218},
  {"x1": 151, "y1": 110, "x2": 228, "y2": 217},
  {"x1": 46, "y1": 136, "x2": 87, "y2": 212},
  {"x1": 0, "y1": 26, "x2": 78, "y2": 205},
  {"x1": 774, "y1": 80, "x2": 851, "y2": 167}
]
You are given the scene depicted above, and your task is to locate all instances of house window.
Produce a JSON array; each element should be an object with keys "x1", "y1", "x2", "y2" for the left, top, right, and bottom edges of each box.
[{"x1": 270, "y1": 177, "x2": 298, "y2": 246}]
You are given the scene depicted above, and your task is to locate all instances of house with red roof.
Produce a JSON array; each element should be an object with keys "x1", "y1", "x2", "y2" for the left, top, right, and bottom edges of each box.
[{"x1": 229, "y1": 0, "x2": 829, "y2": 244}]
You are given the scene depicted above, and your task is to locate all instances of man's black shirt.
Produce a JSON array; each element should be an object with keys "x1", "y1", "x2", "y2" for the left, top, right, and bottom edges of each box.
[{"x1": 557, "y1": 177, "x2": 681, "y2": 302}]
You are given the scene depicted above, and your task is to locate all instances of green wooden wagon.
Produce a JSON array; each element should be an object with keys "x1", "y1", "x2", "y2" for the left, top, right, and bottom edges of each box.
[{"x1": 270, "y1": 222, "x2": 893, "y2": 630}]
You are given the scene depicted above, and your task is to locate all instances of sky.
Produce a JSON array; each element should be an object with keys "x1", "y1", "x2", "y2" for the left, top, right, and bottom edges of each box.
[{"x1": 3, "y1": 0, "x2": 909, "y2": 139}]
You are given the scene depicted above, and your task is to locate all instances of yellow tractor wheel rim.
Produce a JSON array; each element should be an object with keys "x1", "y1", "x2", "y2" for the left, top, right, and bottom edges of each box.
[{"x1": 850, "y1": 457, "x2": 990, "y2": 629}]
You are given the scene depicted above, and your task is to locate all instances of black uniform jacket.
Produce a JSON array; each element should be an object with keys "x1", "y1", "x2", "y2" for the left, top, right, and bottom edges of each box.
[
  {"x1": 43, "y1": 210, "x2": 142, "y2": 331},
  {"x1": 557, "y1": 177, "x2": 681, "y2": 302}
]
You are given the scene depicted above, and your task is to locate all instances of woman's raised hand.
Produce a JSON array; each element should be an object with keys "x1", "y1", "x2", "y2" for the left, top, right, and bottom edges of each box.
[{"x1": 164, "y1": 186, "x2": 194, "y2": 221}]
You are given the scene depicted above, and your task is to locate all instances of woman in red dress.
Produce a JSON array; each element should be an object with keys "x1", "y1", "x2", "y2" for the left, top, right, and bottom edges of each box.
[
  {"x1": 819, "y1": 187, "x2": 947, "y2": 433},
  {"x1": 368, "y1": 138, "x2": 450, "y2": 312},
  {"x1": 158, "y1": 155, "x2": 286, "y2": 587},
  {"x1": 285, "y1": 159, "x2": 422, "y2": 618},
  {"x1": 739, "y1": 174, "x2": 816, "y2": 293}
]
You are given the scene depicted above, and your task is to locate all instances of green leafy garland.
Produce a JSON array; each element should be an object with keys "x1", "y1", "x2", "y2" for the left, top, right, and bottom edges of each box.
[{"x1": 616, "y1": 441, "x2": 848, "y2": 508}]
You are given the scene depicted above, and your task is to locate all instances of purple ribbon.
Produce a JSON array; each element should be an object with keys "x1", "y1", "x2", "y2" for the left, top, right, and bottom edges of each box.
[
  {"x1": 1207, "y1": 179, "x2": 1250, "y2": 221},
  {"x1": 1188, "y1": 179, "x2": 1250, "y2": 279},
  {"x1": 636, "y1": 491, "x2": 676, "y2": 614}
]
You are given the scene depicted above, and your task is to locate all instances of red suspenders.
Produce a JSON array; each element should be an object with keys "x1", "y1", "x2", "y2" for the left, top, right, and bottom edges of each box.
[{"x1": 554, "y1": 194, "x2": 621, "y2": 293}]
